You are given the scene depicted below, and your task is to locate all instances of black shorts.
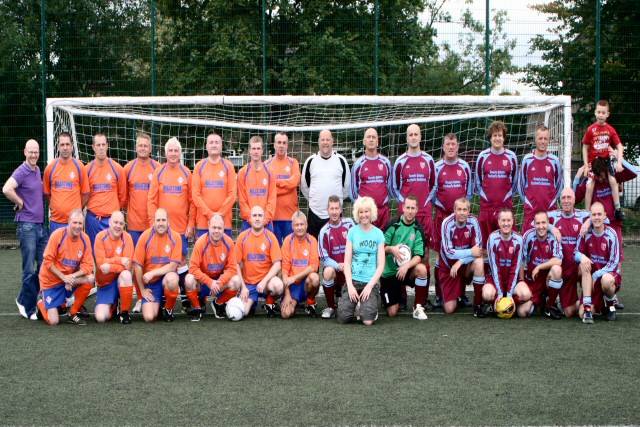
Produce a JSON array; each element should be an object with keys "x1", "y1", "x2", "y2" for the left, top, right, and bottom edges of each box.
[
  {"x1": 380, "y1": 275, "x2": 413, "y2": 308},
  {"x1": 307, "y1": 209, "x2": 329, "y2": 239}
]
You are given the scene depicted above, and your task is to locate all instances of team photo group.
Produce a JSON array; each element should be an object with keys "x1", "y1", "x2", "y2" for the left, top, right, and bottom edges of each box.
[{"x1": 5, "y1": 99, "x2": 628, "y2": 326}]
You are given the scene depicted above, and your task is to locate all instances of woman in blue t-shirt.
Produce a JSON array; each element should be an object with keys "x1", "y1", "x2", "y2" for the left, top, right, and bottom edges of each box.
[{"x1": 339, "y1": 196, "x2": 386, "y2": 325}]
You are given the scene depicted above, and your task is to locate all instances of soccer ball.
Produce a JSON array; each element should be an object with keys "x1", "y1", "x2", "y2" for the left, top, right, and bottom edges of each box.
[
  {"x1": 495, "y1": 296, "x2": 516, "y2": 319},
  {"x1": 225, "y1": 297, "x2": 245, "y2": 321},
  {"x1": 394, "y1": 244, "x2": 412, "y2": 266}
]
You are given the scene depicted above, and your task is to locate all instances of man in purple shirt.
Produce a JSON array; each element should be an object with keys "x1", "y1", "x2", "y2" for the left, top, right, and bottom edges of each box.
[
  {"x1": 351, "y1": 128, "x2": 393, "y2": 229},
  {"x1": 3, "y1": 139, "x2": 48, "y2": 319}
]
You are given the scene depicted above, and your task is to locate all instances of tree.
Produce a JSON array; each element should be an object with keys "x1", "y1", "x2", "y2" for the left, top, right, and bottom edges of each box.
[{"x1": 522, "y1": 0, "x2": 640, "y2": 156}]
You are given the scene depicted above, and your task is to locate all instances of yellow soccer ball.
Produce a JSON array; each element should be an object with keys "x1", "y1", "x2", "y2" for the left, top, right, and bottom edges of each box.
[{"x1": 495, "y1": 296, "x2": 516, "y2": 319}]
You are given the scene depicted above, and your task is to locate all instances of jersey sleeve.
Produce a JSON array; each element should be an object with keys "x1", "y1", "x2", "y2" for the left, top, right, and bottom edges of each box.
[
  {"x1": 170, "y1": 231, "x2": 182, "y2": 264},
  {"x1": 115, "y1": 162, "x2": 127, "y2": 209},
  {"x1": 300, "y1": 156, "x2": 312, "y2": 200},
  {"x1": 79, "y1": 162, "x2": 90, "y2": 196},
  {"x1": 269, "y1": 231, "x2": 282, "y2": 262},
  {"x1": 318, "y1": 226, "x2": 338, "y2": 270},
  {"x1": 218, "y1": 238, "x2": 238, "y2": 287},
  {"x1": 221, "y1": 161, "x2": 238, "y2": 220},
  {"x1": 79, "y1": 234, "x2": 94, "y2": 276},
  {"x1": 392, "y1": 158, "x2": 404, "y2": 203},
  {"x1": 147, "y1": 169, "x2": 160, "y2": 227},
  {"x1": 42, "y1": 163, "x2": 52, "y2": 196},
  {"x1": 236, "y1": 167, "x2": 250, "y2": 221},
  {"x1": 350, "y1": 157, "x2": 362, "y2": 201},
  {"x1": 265, "y1": 169, "x2": 277, "y2": 224},
  {"x1": 191, "y1": 160, "x2": 212, "y2": 220},
  {"x1": 593, "y1": 228, "x2": 620, "y2": 281},
  {"x1": 281, "y1": 236, "x2": 292, "y2": 275},
  {"x1": 308, "y1": 235, "x2": 320, "y2": 272},
  {"x1": 188, "y1": 237, "x2": 212, "y2": 287},
  {"x1": 186, "y1": 169, "x2": 195, "y2": 230}
]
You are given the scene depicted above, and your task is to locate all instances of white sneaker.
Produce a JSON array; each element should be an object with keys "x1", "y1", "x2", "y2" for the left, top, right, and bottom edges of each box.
[
  {"x1": 132, "y1": 299, "x2": 142, "y2": 313},
  {"x1": 412, "y1": 304, "x2": 428, "y2": 320},
  {"x1": 321, "y1": 307, "x2": 335, "y2": 319},
  {"x1": 15, "y1": 298, "x2": 27, "y2": 319},
  {"x1": 29, "y1": 311, "x2": 38, "y2": 320}
]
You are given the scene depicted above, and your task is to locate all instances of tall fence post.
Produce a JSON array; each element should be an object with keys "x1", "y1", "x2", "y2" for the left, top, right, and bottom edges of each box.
[
  {"x1": 40, "y1": 0, "x2": 47, "y2": 146},
  {"x1": 595, "y1": 0, "x2": 601, "y2": 102},
  {"x1": 374, "y1": 0, "x2": 380, "y2": 95},
  {"x1": 262, "y1": 0, "x2": 267, "y2": 95},
  {"x1": 151, "y1": 0, "x2": 157, "y2": 96},
  {"x1": 484, "y1": 0, "x2": 491, "y2": 95}
]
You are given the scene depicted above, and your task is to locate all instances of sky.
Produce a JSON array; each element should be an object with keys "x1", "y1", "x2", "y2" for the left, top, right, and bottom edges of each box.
[{"x1": 427, "y1": 0, "x2": 557, "y2": 95}]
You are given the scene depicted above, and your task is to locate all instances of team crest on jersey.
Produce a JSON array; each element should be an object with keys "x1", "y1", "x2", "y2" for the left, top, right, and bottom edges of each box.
[
  {"x1": 573, "y1": 224, "x2": 579, "y2": 232},
  {"x1": 503, "y1": 160, "x2": 508, "y2": 166},
  {"x1": 531, "y1": 167, "x2": 536, "y2": 172},
  {"x1": 420, "y1": 162, "x2": 426, "y2": 169},
  {"x1": 601, "y1": 242, "x2": 607, "y2": 251},
  {"x1": 457, "y1": 169, "x2": 462, "y2": 176},
  {"x1": 262, "y1": 178, "x2": 268, "y2": 186},
  {"x1": 342, "y1": 231, "x2": 347, "y2": 239},
  {"x1": 116, "y1": 246, "x2": 122, "y2": 255},
  {"x1": 177, "y1": 176, "x2": 184, "y2": 184},
  {"x1": 364, "y1": 167, "x2": 368, "y2": 172},
  {"x1": 545, "y1": 165, "x2": 551, "y2": 173},
  {"x1": 285, "y1": 165, "x2": 291, "y2": 172},
  {"x1": 165, "y1": 244, "x2": 171, "y2": 253},
  {"x1": 219, "y1": 170, "x2": 225, "y2": 177},
  {"x1": 464, "y1": 231, "x2": 470, "y2": 238},
  {"x1": 220, "y1": 252, "x2": 225, "y2": 261},
  {"x1": 378, "y1": 164, "x2": 383, "y2": 171},
  {"x1": 303, "y1": 249, "x2": 309, "y2": 257},
  {"x1": 508, "y1": 246, "x2": 514, "y2": 254},
  {"x1": 106, "y1": 173, "x2": 112, "y2": 181},
  {"x1": 77, "y1": 250, "x2": 83, "y2": 258},
  {"x1": 148, "y1": 173, "x2": 153, "y2": 181},
  {"x1": 69, "y1": 171, "x2": 76, "y2": 179},
  {"x1": 260, "y1": 243, "x2": 267, "y2": 252},
  {"x1": 487, "y1": 160, "x2": 492, "y2": 166},
  {"x1": 409, "y1": 233, "x2": 415, "y2": 241}
]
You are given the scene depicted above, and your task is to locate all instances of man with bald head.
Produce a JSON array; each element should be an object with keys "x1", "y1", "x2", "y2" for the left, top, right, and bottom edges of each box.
[
  {"x1": 93, "y1": 211, "x2": 135, "y2": 324},
  {"x1": 186, "y1": 214, "x2": 243, "y2": 321},
  {"x1": 4, "y1": 139, "x2": 48, "y2": 319},
  {"x1": 133, "y1": 208, "x2": 182, "y2": 322},
  {"x1": 351, "y1": 128, "x2": 393, "y2": 229},
  {"x1": 301, "y1": 129, "x2": 351, "y2": 237}
]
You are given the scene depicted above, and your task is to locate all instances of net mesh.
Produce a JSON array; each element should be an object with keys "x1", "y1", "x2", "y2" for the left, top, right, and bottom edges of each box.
[{"x1": 50, "y1": 96, "x2": 569, "y2": 231}]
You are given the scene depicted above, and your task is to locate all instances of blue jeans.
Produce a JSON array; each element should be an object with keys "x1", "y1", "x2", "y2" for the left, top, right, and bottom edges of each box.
[{"x1": 16, "y1": 222, "x2": 47, "y2": 316}]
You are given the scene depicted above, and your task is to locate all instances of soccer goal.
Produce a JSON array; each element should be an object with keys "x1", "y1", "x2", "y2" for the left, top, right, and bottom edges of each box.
[{"x1": 46, "y1": 95, "x2": 572, "y2": 217}]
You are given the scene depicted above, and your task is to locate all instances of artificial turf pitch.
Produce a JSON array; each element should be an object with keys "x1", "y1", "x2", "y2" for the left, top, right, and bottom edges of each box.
[{"x1": 1, "y1": 248, "x2": 639, "y2": 426}]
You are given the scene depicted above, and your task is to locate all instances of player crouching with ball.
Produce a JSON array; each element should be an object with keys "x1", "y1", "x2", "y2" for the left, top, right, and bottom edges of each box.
[
  {"x1": 485, "y1": 208, "x2": 533, "y2": 318},
  {"x1": 338, "y1": 196, "x2": 385, "y2": 326},
  {"x1": 380, "y1": 195, "x2": 430, "y2": 320}
]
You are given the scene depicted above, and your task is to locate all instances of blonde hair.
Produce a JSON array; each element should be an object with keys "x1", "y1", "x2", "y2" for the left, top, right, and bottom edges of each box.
[
  {"x1": 165, "y1": 137, "x2": 182, "y2": 152},
  {"x1": 352, "y1": 196, "x2": 378, "y2": 224},
  {"x1": 291, "y1": 210, "x2": 307, "y2": 223}
]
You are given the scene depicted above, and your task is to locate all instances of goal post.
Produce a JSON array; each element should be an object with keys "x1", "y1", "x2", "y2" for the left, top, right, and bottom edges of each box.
[{"x1": 46, "y1": 94, "x2": 573, "y2": 220}]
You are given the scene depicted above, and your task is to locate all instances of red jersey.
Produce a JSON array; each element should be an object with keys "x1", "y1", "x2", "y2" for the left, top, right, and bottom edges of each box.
[
  {"x1": 39, "y1": 227, "x2": 94, "y2": 290},
  {"x1": 189, "y1": 233, "x2": 238, "y2": 288},
  {"x1": 547, "y1": 209, "x2": 590, "y2": 275},
  {"x1": 582, "y1": 123, "x2": 622, "y2": 163},
  {"x1": 148, "y1": 163, "x2": 195, "y2": 234},
  {"x1": 133, "y1": 227, "x2": 182, "y2": 273},
  {"x1": 351, "y1": 154, "x2": 393, "y2": 207},
  {"x1": 432, "y1": 159, "x2": 473, "y2": 214},
  {"x1": 264, "y1": 155, "x2": 300, "y2": 221},
  {"x1": 124, "y1": 158, "x2": 159, "y2": 231},
  {"x1": 487, "y1": 231, "x2": 524, "y2": 296},
  {"x1": 281, "y1": 233, "x2": 319, "y2": 278},
  {"x1": 43, "y1": 158, "x2": 90, "y2": 223},
  {"x1": 192, "y1": 157, "x2": 237, "y2": 230},
  {"x1": 86, "y1": 158, "x2": 127, "y2": 217},
  {"x1": 237, "y1": 162, "x2": 277, "y2": 223},
  {"x1": 235, "y1": 228, "x2": 281, "y2": 284},
  {"x1": 474, "y1": 148, "x2": 518, "y2": 209},
  {"x1": 94, "y1": 229, "x2": 135, "y2": 286}
]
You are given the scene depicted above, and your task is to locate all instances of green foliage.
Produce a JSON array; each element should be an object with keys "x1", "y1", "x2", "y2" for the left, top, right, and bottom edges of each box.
[{"x1": 522, "y1": 0, "x2": 640, "y2": 157}]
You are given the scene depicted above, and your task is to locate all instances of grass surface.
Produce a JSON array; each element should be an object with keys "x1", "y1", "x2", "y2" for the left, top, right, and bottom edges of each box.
[{"x1": 1, "y1": 249, "x2": 639, "y2": 426}]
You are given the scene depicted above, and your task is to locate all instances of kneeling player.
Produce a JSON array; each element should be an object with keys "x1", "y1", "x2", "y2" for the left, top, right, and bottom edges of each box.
[
  {"x1": 575, "y1": 202, "x2": 622, "y2": 323},
  {"x1": 37, "y1": 209, "x2": 95, "y2": 326},
  {"x1": 485, "y1": 209, "x2": 533, "y2": 318},
  {"x1": 318, "y1": 195, "x2": 355, "y2": 319},
  {"x1": 438, "y1": 198, "x2": 485, "y2": 316},
  {"x1": 381, "y1": 196, "x2": 429, "y2": 320},
  {"x1": 235, "y1": 205, "x2": 284, "y2": 317},
  {"x1": 522, "y1": 211, "x2": 563, "y2": 319},
  {"x1": 94, "y1": 211, "x2": 135, "y2": 324},
  {"x1": 280, "y1": 211, "x2": 320, "y2": 318},
  {"x1": 185, "y1": 214, "x2": 242, "y2": 321},
  {"x1": 133, "y1": 208, "x2": 182, "y2": 322}
]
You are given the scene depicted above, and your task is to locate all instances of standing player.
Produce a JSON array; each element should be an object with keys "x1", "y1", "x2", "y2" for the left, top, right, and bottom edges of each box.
[
  {"x1": 430, "y1": 132, "x2": 473, "y2": 307},
  {"x1": 380, "y1": 196, "x2": 429, "y2": 320},
  {"x1": 85, "y1": 133, "x2": 127, "y2": 244},
  {"x1": 185, "y1": 214, "x2": 242, "y2": 321},
  {"x1": 124, "y1": 132, "x2": 159, "y2": 246},
  {"x1": 265, "y1": 132, "x2": 300, "y2": 244},
  {"x1": 546, "y1": 188, "x2": 590, "y2": 318},
  {"x1": 485, "y1": 209, "x2": 532, "y2": 318},
  {"x1": 280, "y1": 211, "x2": 320, "y2": 318},
  {"x1": 350, "y1": 128, "x2": 393, "y2": 229},
  {"x1": 235, "y1": 205, "x2": 284, "y2": 317},
  {"x1": 192, "y1": 131, "x2": 237, "y2": 238},
  {"x1": 475, "y1": 121, "x2": 518, "y2": 243},
  {"x1": 339, "y1": 196, "x2": 385, "y2": 326},
  {"x1": 37, "y1": 209, "x2": 95, "y2": 326},
  {"x1": 4, "y1": 139, "x2": 47, "y2": 320},
  {"x1": 575, "y1": 202, "x2": 621, "y2": 323},
  {"x1": 93, "y1": 211, "x2": 135, "y2": 324},
  {"x1": 521, "y1": 211, "x2": 563, "y2": 319},
  {"x1": 301, "y1": 129, "x2": 351, "y2": 237},
  {"x1": 133, "y1": 208, "x2": 182, "y2": 322},
  {"x1": 237, "y1": 136, "x2": 277, "y2": 231},
  {"x1": 582, "y1": 100, "x2": 625, "y2": 219},
  {"x1": 318, "y1": 195, "x2": 355, "y2": 319},
  {"x1": 43, "y1": 132, "x2": 89, "y2": 232},
  {"x1": 518, "y1": 125, "x2": 563, "y2": 232},
  {"x1": 438, "y1": 198, "x2": 485, "y2": 316}
]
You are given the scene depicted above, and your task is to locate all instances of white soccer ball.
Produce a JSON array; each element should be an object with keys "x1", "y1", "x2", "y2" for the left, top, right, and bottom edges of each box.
[
  {"x1": 225, "y1": 297, "x2": 245, "y2": 321},
  {"x1": 394, "y1": 244, "x2": 412, "y2": 266}
]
